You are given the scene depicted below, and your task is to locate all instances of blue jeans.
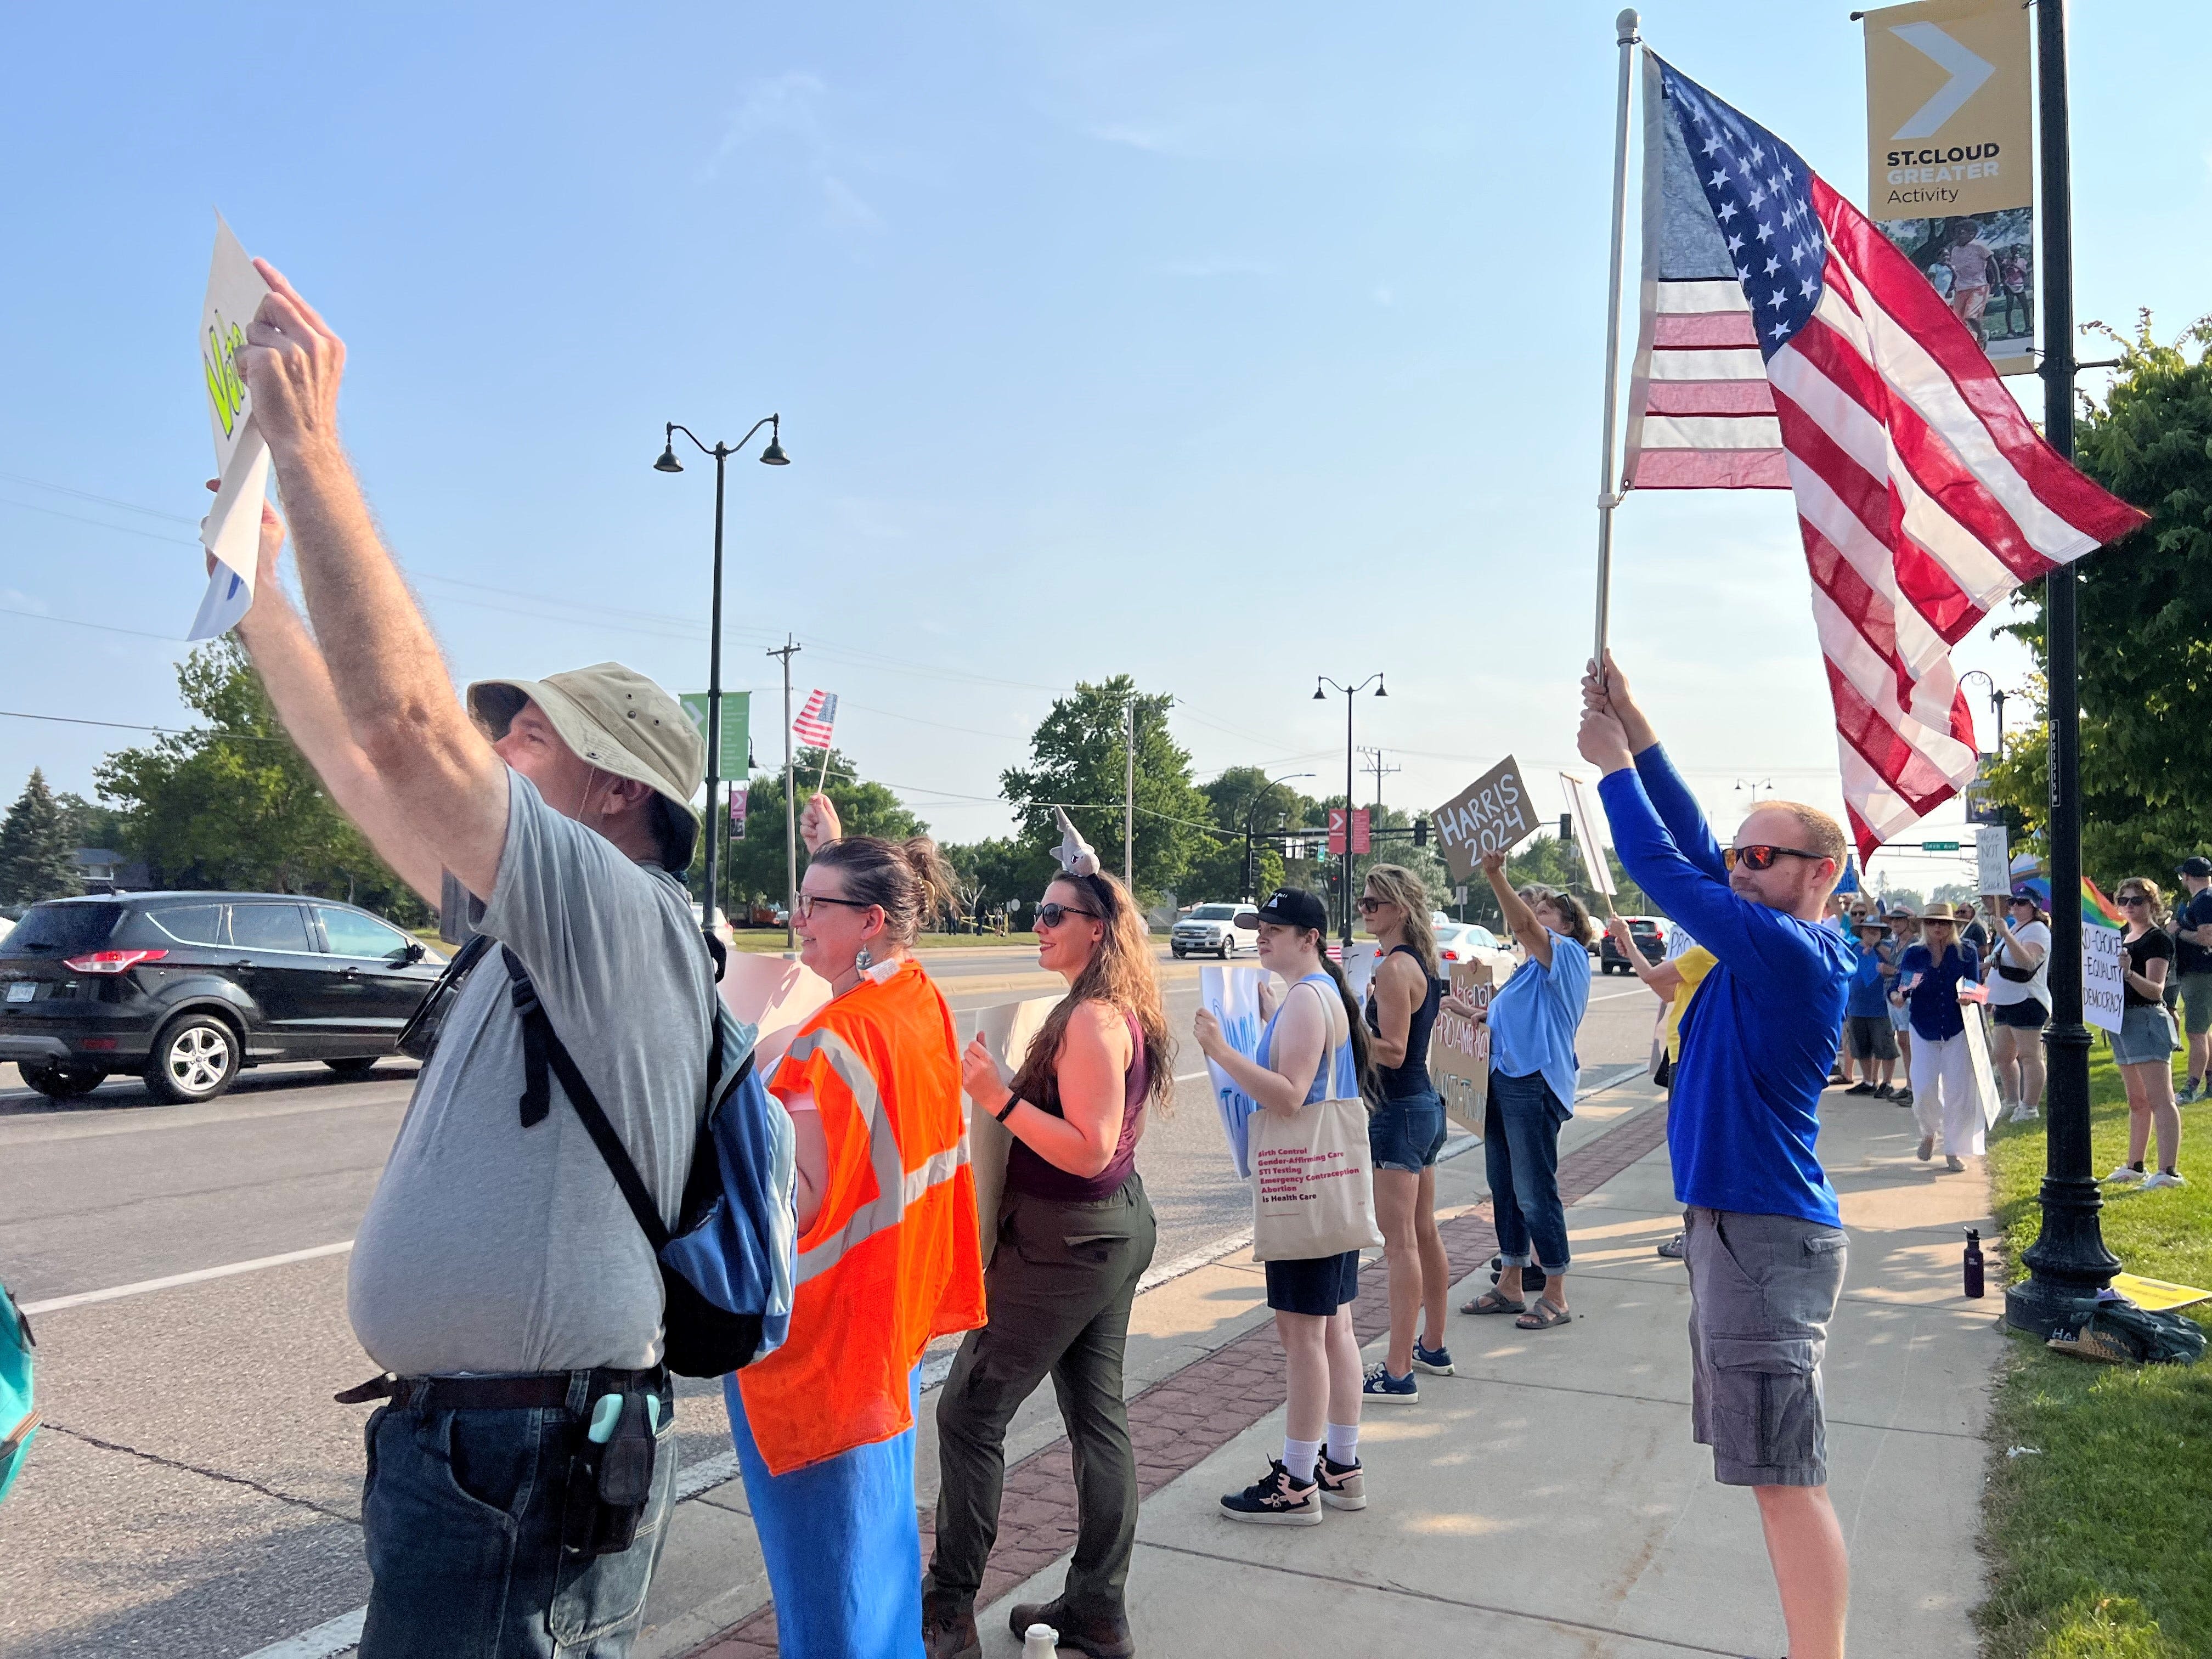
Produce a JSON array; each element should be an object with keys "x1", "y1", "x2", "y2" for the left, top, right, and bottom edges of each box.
[
  {"x1": 359, "y1": 1381, "x2": 677, "y2": 1658},
  {"x1": 1485, "y1": 1070, "x2": 1571, "y2": 1274}
]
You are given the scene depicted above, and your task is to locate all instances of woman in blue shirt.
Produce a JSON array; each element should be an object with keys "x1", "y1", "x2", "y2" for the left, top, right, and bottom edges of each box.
[
  {"x1": 1449, "y1": 851, "x2": 1595, "y2": 1331},
  {"x1": 1893, "y1": 902, "x2": 1982, "y2": 1171}
]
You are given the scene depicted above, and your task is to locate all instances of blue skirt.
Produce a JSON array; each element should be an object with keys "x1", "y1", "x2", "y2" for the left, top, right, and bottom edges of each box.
[{"x1": 724, "y1": 1368, "x2": 923, "y2": 1659}]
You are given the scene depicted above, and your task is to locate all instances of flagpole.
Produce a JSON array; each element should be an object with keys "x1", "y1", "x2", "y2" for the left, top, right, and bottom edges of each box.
[{"x1": 1592, "y1": 8, "x2": 1642, "y2": 668}]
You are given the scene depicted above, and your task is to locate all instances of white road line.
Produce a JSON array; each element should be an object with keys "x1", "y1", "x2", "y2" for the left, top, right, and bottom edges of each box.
[
  {"x1": 21, "y1": 1242, "x2": 354, "y2": 1316},
  {"x1": 240, "y1": 1607, "x2": 364, "y2": 1659}
]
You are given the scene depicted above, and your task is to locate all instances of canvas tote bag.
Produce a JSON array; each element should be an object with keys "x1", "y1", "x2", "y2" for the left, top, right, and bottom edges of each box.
[{"x1": 1250, "y1": 985, "x2": 1385, "y2": 1262}]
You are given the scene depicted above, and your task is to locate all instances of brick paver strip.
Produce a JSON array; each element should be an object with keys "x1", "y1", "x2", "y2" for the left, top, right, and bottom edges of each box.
[{"x1": 687, "y1": 1099, "x2": 1669, "y2": 1656}]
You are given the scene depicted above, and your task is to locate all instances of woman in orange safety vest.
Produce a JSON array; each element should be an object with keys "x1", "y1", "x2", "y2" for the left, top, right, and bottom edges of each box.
[{"x1": 724, "y1": 797, "x2": 984, "y2": 1659}]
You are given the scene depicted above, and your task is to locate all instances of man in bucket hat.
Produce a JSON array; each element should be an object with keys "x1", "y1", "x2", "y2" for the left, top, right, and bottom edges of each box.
[{"x1": 227, "y1": 261, "x2": 711, "y2": 1658}]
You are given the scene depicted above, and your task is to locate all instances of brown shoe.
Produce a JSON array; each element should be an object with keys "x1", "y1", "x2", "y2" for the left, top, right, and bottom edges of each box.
[
  {"x1": 922, "y1": 1590, "x2": 981, "y2": 1659},
  {"x1": 1007, "y1": 1596, "x2": 1135, "y2": 1658}
]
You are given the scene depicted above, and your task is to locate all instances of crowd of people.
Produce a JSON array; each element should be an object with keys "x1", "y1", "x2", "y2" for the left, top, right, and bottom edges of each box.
[{"x1": 209, "y1": 266, "x2": 2197, "y2": 1659}]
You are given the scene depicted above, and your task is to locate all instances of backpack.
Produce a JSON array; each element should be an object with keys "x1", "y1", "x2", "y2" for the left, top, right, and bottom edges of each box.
[
  {"x1": 2046, "y1": 1295, "x2": 2209, "y2": 1367},
  {"x1": 501, "y1": 948, "x2": 797, "y2": 1375},
  {"x1": 1, "y1": 1282, "x2": 35, "y2": 1505}
]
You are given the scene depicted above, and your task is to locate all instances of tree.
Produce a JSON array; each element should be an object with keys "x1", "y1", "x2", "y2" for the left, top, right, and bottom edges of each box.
[
  {"x1": 53, "y1": 792, "x2": 128, "y2": 860},
  {"x1": 1183, "y1": 767, "x2": 1322, "y2": 903},
  {"x1": 1000, "y1": 676, "x2": 1214, "y2": 905},
  {"x1": 940, "y1": 836, "x2": 1058, "y2": 916},
  {"x1": 1988, "y1": 315, "x2": 2212, "y2": 877},
  {"x1": 0, "y1": 770, "x2": 81, "y2": 905},
  {"x1": 715, "y1": 746, "x2": 931, "y2": 917},
  {"x1": 92, "y1": 641, "x2": 425, "y2": 921}
]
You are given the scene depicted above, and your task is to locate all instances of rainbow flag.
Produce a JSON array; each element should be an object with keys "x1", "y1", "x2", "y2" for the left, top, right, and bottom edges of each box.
[{"x1": 2015, "y1": 875, "x2": 2123, "y2": 929}]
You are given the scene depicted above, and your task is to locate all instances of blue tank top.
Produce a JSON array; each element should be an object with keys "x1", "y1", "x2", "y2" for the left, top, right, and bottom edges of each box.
[
  {"x1": 1364, "y1": 943, "x2": 1441, "y2": 1098},
  {"x1": 1256, "y1": 974, "x2": 1359, "y2": 1103}
]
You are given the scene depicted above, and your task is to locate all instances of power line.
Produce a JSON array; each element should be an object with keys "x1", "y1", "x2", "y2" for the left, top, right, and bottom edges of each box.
[{"x1": 0, "y1": 708, "x2": 290, "y2": 744}]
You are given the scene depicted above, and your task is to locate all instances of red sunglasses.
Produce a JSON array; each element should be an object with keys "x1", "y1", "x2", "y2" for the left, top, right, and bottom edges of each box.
[{"x1": 1722, "y1": 844, "x2": 1825, "y2": 872}]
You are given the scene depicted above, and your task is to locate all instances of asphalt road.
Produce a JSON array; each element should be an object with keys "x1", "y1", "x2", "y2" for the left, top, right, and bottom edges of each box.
[{"x1": 0, "y1": 947, "x2": 1661, "y2": 1659}]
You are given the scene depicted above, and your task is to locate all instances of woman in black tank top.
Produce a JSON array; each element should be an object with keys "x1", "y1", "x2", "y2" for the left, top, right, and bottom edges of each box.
[
  {"x1": 924, "y1": 820, "x2": 1171, "y2": 1658},
  {"x1": 1356, "y1": 865, "x2": 1454, "y2": 1401}
]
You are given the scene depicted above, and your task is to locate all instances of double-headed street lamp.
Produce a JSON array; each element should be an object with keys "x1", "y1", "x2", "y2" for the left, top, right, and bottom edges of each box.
[
  {"x1": 1314, "y1": 674, "x2": 1386, "y2": 944},
  {"x1": 654, "y1": 416, "x2": 789, "y2": 944}
]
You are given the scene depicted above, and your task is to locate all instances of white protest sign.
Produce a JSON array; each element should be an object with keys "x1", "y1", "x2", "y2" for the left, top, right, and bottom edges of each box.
[
  {"x1": 1560, "y1": 772, "x2": 1616, "y2": 900},
  {"x1": 2083, "y1": 923, "x2": 2126, "y2": 1035},
  {"x1": 191, "y1": 215, "x2": 273, "y2": 640},
  {"x1": 1432, "y1": 755, "x2": 1541, "y2": 883},
  {"x1": 1975, "y1": 825, "x2": 2011, "y2": 898},
  {"x1": 712, "y1": 946, "x2": 831, "y2": 1074},
  {"x1": 1339, "y1": 942, "x2": 1381, "y2": 1007},
  {"x1": 1200, "y1": 964, "x2": 1267, "y2": 1178},
  {"x1": 965, "y1": 994, "x2": 1063, "y2": 1262},
  {"x1": 1960, "y1": 1001, "x2": 2001, "y2": 1135}
]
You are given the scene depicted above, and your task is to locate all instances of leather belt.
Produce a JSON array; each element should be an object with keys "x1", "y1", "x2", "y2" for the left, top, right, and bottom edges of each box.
[{"x1": 334, "y1": 1365, "x2": 666, "y2": 1413}]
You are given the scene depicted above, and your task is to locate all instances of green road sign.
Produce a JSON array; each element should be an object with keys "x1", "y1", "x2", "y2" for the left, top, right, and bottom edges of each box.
[
  {"x1": 679, "y1": 692, "x2": 751, "y2": 777},
  {"x1": 1920, "y1": 839, "x2": 1961, "y2": 851}
]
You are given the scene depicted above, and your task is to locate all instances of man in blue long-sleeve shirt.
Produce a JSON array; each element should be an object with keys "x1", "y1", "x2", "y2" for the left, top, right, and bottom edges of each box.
[{"x1": 1578, "y1": 655, "x2": 1853, "y2": 1659}]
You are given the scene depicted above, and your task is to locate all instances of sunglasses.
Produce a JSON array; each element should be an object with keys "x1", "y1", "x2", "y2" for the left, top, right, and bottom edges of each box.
[
  {"x1": 1722, "y1": 844, "x2": 1825, "y2": 872},
  {"x1": 1035, "y1": 901, "x2": 1099, "y2": 928},
  {"x1": 2117, "y1": 894, "x2": 2150, "y2": 907},
  {"x1": 1356, "y1": 895, "x2": 1394, "y2": 913},
  {"x1": 794, "y1": 893, "x2": 876, "y2": 922}
]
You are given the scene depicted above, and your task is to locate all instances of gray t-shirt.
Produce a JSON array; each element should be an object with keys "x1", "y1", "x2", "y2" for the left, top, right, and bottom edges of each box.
[{"x1": 348, "y1": 771, "x2": 713, "y2": 1375}]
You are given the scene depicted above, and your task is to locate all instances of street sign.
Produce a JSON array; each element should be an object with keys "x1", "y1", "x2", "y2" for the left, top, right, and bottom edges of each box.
[
  {"x1": 1351, "y1": 808, "x2": 1371, "y2": 855},
  {"x1": 1921, "y1": 839, "x2": 1962, "y2": 851},
  {"x1": 679, "y1": 691, "x2": 752, "y2": 777},
  {"x1": 1326, "y1": 808, "x2": 1347, "y2": 857}
]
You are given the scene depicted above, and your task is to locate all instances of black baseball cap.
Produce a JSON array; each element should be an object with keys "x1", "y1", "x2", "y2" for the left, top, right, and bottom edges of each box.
[
  {"x1": 1235, "y1": 888, "x2": 1329, "y2": 934},
  {"x1": 2178, "y1": 856, "x2": 2212, "y2": 878}
]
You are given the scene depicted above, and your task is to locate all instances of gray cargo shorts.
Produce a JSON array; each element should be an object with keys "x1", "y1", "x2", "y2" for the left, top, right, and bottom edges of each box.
[{"x1": 1683, "y1": 1206, "x2": 1848, "y2": 1488}]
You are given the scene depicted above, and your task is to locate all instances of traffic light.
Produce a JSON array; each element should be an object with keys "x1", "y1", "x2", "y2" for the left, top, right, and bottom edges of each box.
[
  {"x1": 1559, "y1": 813, "x2": 1573, "y2": 843},
  {"x1": 1413, "y1": 817, "x2": 1429, "y2": 848}
]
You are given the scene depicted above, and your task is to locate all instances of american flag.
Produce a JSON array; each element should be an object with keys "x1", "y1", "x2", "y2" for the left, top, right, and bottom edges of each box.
[
  {"x1": 1621, "y1": 55, "x2": 2144, "y2": 859},
  {"x1": 793, "y1": 690, "x2": 838, "y2": 751}
]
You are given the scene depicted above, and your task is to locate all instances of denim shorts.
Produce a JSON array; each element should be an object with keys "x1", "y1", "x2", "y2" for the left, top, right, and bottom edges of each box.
[
  {"x1": 2111, "y1": 1003, "x2": 2180, "y2": 1066},
  {"x1": 1368, "y1": 1087, "x2": 1448, "y2": 1172},
  {"x1": 1683, "y1": 1207, "x2": 1847, "y2": 1488}
]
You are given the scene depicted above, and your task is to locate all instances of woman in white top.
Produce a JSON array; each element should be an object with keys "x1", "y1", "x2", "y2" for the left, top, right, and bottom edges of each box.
[{"x1": 1982, "y1": 893, "x2": 2050, "y2": 1122}]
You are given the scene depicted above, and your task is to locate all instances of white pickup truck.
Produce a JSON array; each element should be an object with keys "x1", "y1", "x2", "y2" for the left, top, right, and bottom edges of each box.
[{"x1": 1171, "y1": 902, "x2": 1258, "y2": 959}]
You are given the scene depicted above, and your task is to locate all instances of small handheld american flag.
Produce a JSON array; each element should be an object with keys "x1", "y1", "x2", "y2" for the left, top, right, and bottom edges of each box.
[{"x1": 793, "y1": 691, "x2": 837, "y2": 751}]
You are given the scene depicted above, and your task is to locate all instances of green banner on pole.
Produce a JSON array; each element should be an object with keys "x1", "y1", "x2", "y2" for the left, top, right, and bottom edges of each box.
[{"x1": 680, "y1": 692, "x2": 751, "y2": 777}]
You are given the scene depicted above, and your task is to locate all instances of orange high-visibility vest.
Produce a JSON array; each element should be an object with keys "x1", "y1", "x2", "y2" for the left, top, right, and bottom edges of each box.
[{"x1": 737, "y1": 957, "x2": 985, "y2": 1475}]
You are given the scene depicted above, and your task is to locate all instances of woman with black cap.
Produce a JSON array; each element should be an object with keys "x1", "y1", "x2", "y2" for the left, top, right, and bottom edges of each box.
[{"x1": 1195, "y1": 888, "x2": 1375, "y2": 1526}]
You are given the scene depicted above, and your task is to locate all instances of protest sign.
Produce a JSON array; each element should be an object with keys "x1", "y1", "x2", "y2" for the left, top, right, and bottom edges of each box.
[
  {"x1": 2083, "y1": 923, "x2": 2126, "y2": 1034},
  {"x1": 713, "y1": 948, "x2": 831, "y2": 1074},
  {"x1": 1339, "y1": 942, "x2": 1381, "y2": 1008},
  {"x1": 191, "y1": 215, "x2": 273, "y2": 640},
  {"x1": 1559, "y1": 772, "x2": 1616, "y2": 900},
  {"x1": 1200, "y1": 965, "x2": 1267, "y2": 1178},
  {"x1": 1431, "y1": 961, "x2": 1496, "y2": 1135},
  {"x1": 964, "y1": 994, "x2": 1062, "y2": 1261},
  {"x1": 1432, "y1": 756, "x2": 1540, "y2": 883},
  {"x1": 1960, "y1": 999, "x2": 2002, "y2": 1129},
  {"x1": 1975, "y1": 824, "x2": 2010, "y2": 897}
]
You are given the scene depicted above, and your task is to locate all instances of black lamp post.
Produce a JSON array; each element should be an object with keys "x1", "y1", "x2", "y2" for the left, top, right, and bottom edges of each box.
[
  {"x1": 1243, "y1": 771, "x2": 1314, "y2": 901},
  {"x1": 1314, "y1": 675, "x2": 1386, "y2": 944},
  {"x1": 1958, "y1": 669, "x2": 2010, "y2": 759},
  {"x1": 654, "y1": 416, "x2": 789, "y2": 945}
]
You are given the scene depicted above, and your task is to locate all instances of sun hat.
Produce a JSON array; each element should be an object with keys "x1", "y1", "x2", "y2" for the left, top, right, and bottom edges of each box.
[
  {"x1": 466, "y1": 662, "x2": 706, "y2": 868},
  {"x1": 1921, "y1": 901, "x2": 1969, "y2": 923}
]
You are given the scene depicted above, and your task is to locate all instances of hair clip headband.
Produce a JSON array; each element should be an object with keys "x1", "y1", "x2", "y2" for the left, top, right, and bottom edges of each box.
[{"x1": 1052, "y1": 807, "x2": 1102, "y2": 878}]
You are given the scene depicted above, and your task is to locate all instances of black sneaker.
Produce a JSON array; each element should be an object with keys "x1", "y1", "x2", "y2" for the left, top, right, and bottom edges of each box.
[
  {"x1": 1317, "y1": 1454, "x2": 1367, "y2": 1510},
  {"x1": 1892, "y1": 1087, "x2": 1914, "y2": 1108},
  {"x1": 1874, "y1": 1084, "x2": 1896, "y2": 1100},
  {"x1": 1845, "y1": 1081, "x2": 1876, "y2": 1096},
  {"x1": 1219, "y1": 1459, "x2": 1322, "y2": 1526}
]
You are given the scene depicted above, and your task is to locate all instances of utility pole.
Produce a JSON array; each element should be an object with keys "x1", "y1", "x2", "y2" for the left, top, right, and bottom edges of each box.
[
  {"x1": 768, "y1": 635, "x2": 802, "y2": 953},
  {"x1": 2008, "y1": 0, "x2": 2119, "y2": 1333},
  {"x1": 1122, "y1": 697, "x2": 1136, "y2": 892},
  {"x1": 1357, "y1": 746, "x2": 1401, "y2": 809}
]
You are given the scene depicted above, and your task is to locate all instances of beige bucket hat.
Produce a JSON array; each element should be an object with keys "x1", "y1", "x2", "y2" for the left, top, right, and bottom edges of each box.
[{"x1": 465, "y1": 662, "x2": 706, "y2": 869}]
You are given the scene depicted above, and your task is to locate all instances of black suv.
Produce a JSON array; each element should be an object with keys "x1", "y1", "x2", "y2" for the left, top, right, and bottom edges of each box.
[
  {"x1": 1599, "y1": 917, "x2": 1666, "y2": 975},
  {"x1": 0, "y1": 893, "x2": 442, "y2": 1104}
]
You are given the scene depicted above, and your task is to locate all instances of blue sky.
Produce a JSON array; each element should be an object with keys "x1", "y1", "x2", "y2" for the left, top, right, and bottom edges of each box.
[{"x1": 4, "y1": 2, "x2": 2204, "y2": 896}]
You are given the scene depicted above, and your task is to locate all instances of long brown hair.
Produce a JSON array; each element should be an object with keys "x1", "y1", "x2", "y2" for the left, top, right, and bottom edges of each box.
[
  {"x1": 1011, "y1": 870, "x2": 1176, "y2": 1113},
  {"x1": 1363, "y1": 863, "x2": 1438, "y2": 975}
]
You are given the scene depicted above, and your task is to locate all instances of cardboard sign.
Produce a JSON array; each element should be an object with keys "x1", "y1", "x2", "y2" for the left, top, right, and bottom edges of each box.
[
  {"x1": 1431, "y1": 961, "x2": 1495, "y2": 1135},
  {"x1": 1200, "y1": 966, "x2": 1268, "y2": 1178},
  {"x1": 2083, "y1": 924, "x2": 2126, "y2": 1035},
  {"x1": 1975, "y1": 824, "x2": 2010, "y2": 897},
  {"x1": 1432, "y1": 756, "x2": 1540, "y2": 882},
  {"x1": 1559, "y1": 772, "x2": 1616, "y2": 899},
  {"x1": 964, "y1": 994, "x2": 1064, "y2": 1261},
  {"x1": 713, "y1": 948, "x2": 832, "y2": 1074}
]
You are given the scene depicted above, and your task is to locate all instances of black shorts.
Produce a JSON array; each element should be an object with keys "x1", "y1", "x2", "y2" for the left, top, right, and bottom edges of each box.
[
  {"x1": 1264, "y1": 1249, "x2": 1362, "y2": 1316},
  {"x1": 1991, "y1": 998, "x2": 2049, "y2": 1030}
]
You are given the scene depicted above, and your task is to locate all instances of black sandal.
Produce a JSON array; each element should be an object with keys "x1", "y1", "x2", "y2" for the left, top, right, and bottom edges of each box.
[{"x1": 1462, "y1": 1290, "x2": 1526, "y2": 1316}]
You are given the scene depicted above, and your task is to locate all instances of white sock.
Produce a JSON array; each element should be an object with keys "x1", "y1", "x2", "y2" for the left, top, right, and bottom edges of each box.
[
  {"x1": 1282, "y1": 1436, "x2": 1323, "y2": 1485},
  {"x1": 1325, "y1": 1423, "x2": 1359, "y2": 1466}
]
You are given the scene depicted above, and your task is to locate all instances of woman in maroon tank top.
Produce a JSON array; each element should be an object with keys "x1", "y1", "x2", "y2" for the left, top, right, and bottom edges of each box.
[{"x1": 923, "y1": 814, "x2": 1173, "y2": 1659}]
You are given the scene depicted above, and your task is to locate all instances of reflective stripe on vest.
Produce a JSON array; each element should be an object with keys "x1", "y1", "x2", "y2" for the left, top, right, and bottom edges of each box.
[{"x1": 785, "y1": 1025, "x2": 972, "y2": 1287}]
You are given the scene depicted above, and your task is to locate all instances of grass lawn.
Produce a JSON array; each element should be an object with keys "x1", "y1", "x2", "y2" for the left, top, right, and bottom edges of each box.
[{"x1": 1980, "y1": 1045, "x2": 2212, "y2": 1658}]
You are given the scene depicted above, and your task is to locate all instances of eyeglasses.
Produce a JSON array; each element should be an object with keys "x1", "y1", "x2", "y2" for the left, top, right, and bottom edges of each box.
[
  {"x1": 794, "y1": 893, "x2": 876, "y2": 922},
  {"x1": 1722, "y1": 844, "x2": 1825, "y2": 872},
  {"x1": 1356, "y1": 895, "x2": 1393, "y2": 913},
  {"x1": 1035, "y1": 901, "x2": 1098, "y2": 928}
]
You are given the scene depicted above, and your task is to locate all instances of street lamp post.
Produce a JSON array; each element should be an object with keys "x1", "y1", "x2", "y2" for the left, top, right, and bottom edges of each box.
[
  {"x1": 654, "y1": 416, "x2": 789, "y2": 946},
  {"x1": 1958, "y1": 669, "x2": 2010, "y2": 759},
  {"x1": 1314, "y1": 675, "x2": 1386, "y2": 944},
  {"x1": 1243, "y1": 772, "x2": 1315, "y2": 900}
]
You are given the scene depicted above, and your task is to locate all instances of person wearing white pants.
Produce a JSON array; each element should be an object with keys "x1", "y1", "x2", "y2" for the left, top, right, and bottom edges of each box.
[{"x1": 1893, "y1": 903, "x2": 1983, "y2": 1172}]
